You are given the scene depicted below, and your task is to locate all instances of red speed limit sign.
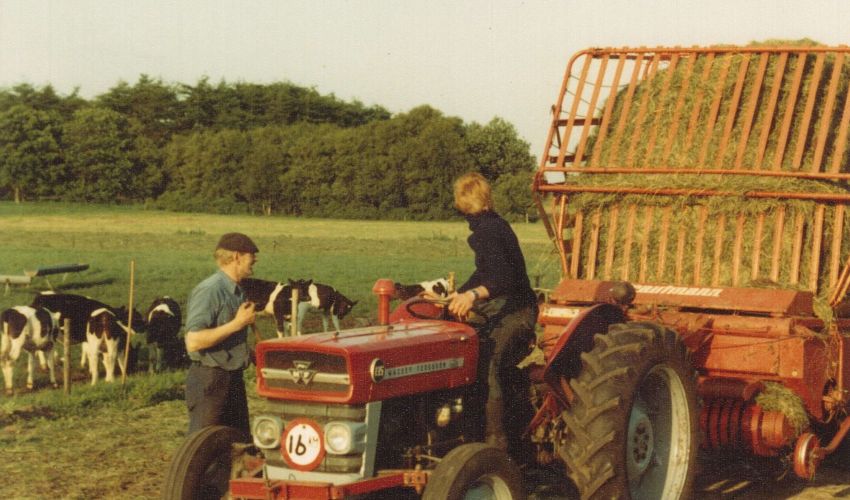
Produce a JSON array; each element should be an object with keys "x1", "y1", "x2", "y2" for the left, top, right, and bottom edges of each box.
[{"x1": 281, "y1": 418, "x2": 326, "y2": 471}]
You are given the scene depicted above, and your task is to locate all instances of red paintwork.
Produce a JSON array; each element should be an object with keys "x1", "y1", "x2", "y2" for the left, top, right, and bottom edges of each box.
[
  {"x1": 543, "y1": 278, "x2": 839, "y2": 423},
  {"x1": 372, "y1": 279, "x2": 395, "y2": 325},
  {"x1": 255, "y1": 320, "x2": 478, "y2": 405},
  {"x1": 550, "y1": 278, "x2": 814, "y2": 316},
  {"x1": 230, "y1": 472, "x2": 408, "y2": 500}
]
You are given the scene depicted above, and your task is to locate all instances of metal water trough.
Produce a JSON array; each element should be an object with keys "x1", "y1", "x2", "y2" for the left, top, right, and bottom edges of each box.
[{"x1": 2, "y1": 263, "x2": 89, "y2": 294}]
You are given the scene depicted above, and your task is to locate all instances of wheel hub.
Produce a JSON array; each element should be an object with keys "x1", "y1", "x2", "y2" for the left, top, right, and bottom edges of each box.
[{"x1": 628, "y1": 401, "x2": 655, "y2": 476}]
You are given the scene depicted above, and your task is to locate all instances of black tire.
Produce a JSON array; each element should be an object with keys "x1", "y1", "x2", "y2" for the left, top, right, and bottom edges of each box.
[
  {"x1": 558, "y1": 322, "x2": 699, "y2": 500},
  {"x1": 162, "y1": 425, "x2": 244, "y2": 500},
  {"x1": 422, "y1": 443, "x2": 525, "y2": 500}
]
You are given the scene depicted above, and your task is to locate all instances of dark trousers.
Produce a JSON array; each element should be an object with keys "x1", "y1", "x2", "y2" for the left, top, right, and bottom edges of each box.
[
  {"x1": 491, "y1": 304, "x2": 537, "y2": 457},
  {"x1": 474, "y1": 300, "x2": 537, "y2": 459},
  {"x1": 186, "y1": 363, "x2": 250, "y2": 438}
]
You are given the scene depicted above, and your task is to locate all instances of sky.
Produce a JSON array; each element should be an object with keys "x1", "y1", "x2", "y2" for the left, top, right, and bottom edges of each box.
[{"x1": 2, "y1": 0, "x2": 850, "y2": 158}]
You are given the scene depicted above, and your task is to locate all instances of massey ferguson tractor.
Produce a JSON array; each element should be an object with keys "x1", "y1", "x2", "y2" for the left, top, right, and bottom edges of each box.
[{"x1": 164, "y1": 44, "x2": 850, "y2": 500}]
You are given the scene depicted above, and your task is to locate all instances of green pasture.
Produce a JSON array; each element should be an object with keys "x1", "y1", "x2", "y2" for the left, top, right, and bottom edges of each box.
[
  {"x1": 0, "y1": 202, "x2": 559, "y2": 498},
  {"x1": 0, "y1": 202, "x2": 557, "y2": 328}
]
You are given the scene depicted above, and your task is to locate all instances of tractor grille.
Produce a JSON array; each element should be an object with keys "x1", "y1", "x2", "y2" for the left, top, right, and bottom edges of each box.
[
  {"x1": 263, "y1": 401, "x2": 370, "y2": 475},
  {"x1": 261, "y1": 350, "x2": 349, "y2": 393}
]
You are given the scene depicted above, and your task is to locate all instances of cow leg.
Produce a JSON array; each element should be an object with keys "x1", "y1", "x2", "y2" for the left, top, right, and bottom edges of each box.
[
  {"x1": 80, "y1": 342, "x2": 88, "y2": 368},
  {"x1": 321, "y1": 314, "x2": 330, "y2": 332},
  {"x1": 85, "y1": 335, "x2": 100, "y2": 385},
  {"x1": 331, "y1": 314, "x2": 341, "y2": 332},
  {"x1": 45, "y1": 349, "x2": 58, "y2": 388},
  {"x1": 275, "y1": 313, "x2": 286, "y2": 338},
  {"x1": 1, "y1": 358, "x2": 13, "y2": 395},
  {"x1": 297, "y1": 302, "x2": 312, "y2": 335},
  {"x1": 103, "y1": 338, "x2": 119, "y2": 383},
  {"x1": 36, "y1": 350, "x2": 47, "y2": 371},
  {"x1": 26, "y1": 351, "x2": 35, "y2": 389}
]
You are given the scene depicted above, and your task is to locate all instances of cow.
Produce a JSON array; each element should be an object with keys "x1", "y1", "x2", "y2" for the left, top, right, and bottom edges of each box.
[
  {"x1": 1, "y1": 306, "x2": 60, "y2": 395},
  {"x1": 146, "y1": 296, "x2": 186, "y2": 372},
  {"x1": 31, "y1": 292, "x2": 144, "y2": 385},
  {"x1": 394, "y1": 278, "x2": 451, "y2": 300},
  {"x1": 241, "y1": 278, "x2": 311, "y2": 337},
  {"x1": 296, "y1": 282, "x2": 357, "y2": 333}
]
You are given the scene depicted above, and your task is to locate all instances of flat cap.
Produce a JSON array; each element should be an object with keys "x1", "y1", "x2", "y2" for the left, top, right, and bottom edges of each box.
[{"x1": 216, "y1": 232, "x2": 259, "y2": 253}]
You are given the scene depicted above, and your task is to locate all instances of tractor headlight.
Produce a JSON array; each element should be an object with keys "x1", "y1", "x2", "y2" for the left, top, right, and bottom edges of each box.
[
  {"x1": 252, "y1": 415, "x2": 282, "y2": 449},
  {"x1": 324, "y1": 421, "x2": 366, "y2": 455}
]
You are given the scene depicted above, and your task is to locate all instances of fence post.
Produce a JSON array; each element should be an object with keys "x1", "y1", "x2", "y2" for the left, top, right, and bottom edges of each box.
[
  {"x1": 122, "y1": 260, "x2": 135, "y2": 385},
  {"x1": 63, "y1": 318, "x2": 71, "y2": 395},
  {"x1": 291, "y1": 288, "x2": 299, "y2": 336}
]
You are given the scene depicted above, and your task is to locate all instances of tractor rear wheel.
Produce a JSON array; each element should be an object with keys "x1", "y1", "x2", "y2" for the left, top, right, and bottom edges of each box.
[
  {"x1": 162, "y1": 425, "x2": 245, "y2": 500},
  {"x1": 422, "y1": 443, "x2": 524, "y2": 500},
  {"x1": 558, "y1": 322, "x2": 699, "y2": 499}
]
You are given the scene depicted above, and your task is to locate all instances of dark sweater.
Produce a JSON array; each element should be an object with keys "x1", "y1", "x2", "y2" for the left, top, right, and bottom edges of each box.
[{"x1": 459, "y1": 211, "x2": 537, "y2": 313}]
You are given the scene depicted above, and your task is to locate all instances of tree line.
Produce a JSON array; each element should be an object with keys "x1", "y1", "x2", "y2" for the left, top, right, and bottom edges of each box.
[{"x1": 0, "y1": 76, "x2": 537, "y2": 220}]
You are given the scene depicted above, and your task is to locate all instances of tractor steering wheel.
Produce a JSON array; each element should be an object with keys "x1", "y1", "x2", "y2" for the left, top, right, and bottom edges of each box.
[{"x1": 403, "y1": 296, "x2": 490, "y2": 325}]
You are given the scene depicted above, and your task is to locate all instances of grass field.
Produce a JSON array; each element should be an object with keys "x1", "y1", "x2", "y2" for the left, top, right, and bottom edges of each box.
[{"x1": 0, "y1": 202, "x2": 560, "y2": 499}]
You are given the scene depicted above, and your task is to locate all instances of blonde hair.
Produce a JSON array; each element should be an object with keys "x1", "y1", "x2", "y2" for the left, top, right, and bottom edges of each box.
[
  {"x1": 454, "y1": 172, "x2": 493, "y2": 215},
  {"x1": 214, "y1": 248, "x2": 237, "y2": 265}
]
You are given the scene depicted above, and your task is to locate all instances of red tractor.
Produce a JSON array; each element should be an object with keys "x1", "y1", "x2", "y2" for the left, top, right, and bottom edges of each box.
[{"x1": 164, "y1": 45, "x2": 850, "y2": 500}]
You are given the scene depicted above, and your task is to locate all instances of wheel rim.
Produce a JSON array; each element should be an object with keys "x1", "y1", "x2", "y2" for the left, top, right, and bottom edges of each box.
[
  {"x1": 627, "y1": 364, "x2": 692, "y2": 499},
  {"x1": 463, "y1": 473, "x2": 514, "y2": 500}
]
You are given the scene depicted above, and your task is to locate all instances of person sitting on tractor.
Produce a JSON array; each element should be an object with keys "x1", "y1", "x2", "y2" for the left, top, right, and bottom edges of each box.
[{"x1": 445, "y1": 171, "x2": 538, "y2": 461}]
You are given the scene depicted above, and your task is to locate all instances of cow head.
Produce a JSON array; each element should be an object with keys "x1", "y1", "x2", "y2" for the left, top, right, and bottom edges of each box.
[
  {"x1": 428, "y1": 278, "x2": 450, "y2": 297},
  {"x1": 332, "y1": 293, "x2": 357, "y2": 319},
  {"x1": 113, "y1": 306, "x2": 147, "y2": 334}
]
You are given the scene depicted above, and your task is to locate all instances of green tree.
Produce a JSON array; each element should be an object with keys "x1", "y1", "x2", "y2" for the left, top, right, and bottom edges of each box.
[
  {"x1": 395, "y1": 106, "x2": 472, "y2": 219},
  {"x1": 96, "y1": 75, "x2": 180, "y2": 147},
  {"x1": 62, "y1": 107, "x2": 135, "y2": 202},
  {"x1": 493, "y1": 171, "x2": 536, "y2": 222},
  {"x1": 0, "y1": 105, "x2": 64, "y2": 202},
  {"x1": 0, "y1": 83, "x2": 85, "y2": 119},
  {"x1": 465, "y1": 117, "x2": 535, "y2": 180},
  {"x1": 241, "y1": 127, "x2": 289, "y2": 215}
]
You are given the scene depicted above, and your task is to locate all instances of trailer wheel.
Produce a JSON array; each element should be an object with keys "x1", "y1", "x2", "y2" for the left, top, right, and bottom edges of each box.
[
  {"x1": 162, "y1": 425, "x2": 246, "y2": 500},
  {"x1": 558, "y1": 322, "x2": 699, "y2": 500},
  {"x1": 422, "y1": 443, "x2": 524, "y2": 500}
]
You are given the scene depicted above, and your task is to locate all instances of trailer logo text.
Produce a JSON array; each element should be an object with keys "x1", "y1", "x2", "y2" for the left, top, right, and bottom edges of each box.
[{"x1": 634, "y1": 284, "x2": 723, "y2": 298}]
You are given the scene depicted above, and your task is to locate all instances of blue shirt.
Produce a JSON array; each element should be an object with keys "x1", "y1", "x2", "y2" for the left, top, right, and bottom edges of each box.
[{"x1": 185, "y1": 270, "x2": 251, "y2": 370}]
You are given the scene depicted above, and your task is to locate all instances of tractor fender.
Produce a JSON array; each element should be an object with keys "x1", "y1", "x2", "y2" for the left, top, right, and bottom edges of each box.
[{"x1": 542, "y1": 303, "x2": 627, "y2": 389}]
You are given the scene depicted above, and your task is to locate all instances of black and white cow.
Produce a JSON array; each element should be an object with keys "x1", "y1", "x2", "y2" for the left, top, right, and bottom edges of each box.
[
  {"x1": 31, "y1": 292, "x2": 144, "y2": 385},
  {"x1": 296, "y1": 282, "x2": 357, "y2": 333},
  {"x1": 241, "y1": 278, "x2": 311, "y2": 337},
  {"x1": 394, "y1": 278, "x2": 450, "y2": 300},
  {"x1": 146, "y1": 296, "x2": 185, "y2": 372},
  {"x1": 1, "y1": 306, "x2": 60, "y2": 395}
]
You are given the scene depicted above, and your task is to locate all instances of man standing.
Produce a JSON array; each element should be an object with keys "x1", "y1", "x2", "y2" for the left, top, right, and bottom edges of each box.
[{"x1": 184, "y1": 232, "x2": 258, "y2": 438}]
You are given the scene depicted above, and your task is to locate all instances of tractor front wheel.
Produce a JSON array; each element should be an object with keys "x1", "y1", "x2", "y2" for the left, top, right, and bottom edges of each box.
[
  {"x1": 162, "y1": 425, "x2": 246, "y2": 500},
  {"x1": 422, "y1": 443, "x2": 524, "y2": 500},
  {"x1": 558, "y1": 322, "x2": 699, "y2": 499}
]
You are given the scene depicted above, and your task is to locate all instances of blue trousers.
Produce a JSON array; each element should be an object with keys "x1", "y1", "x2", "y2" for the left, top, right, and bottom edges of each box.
[{"x1": 185, "y1": 363, "x2": 250, "y2": 439}]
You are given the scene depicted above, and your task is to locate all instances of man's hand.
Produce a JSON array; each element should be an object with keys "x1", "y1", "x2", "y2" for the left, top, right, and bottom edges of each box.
[
  {"x1": 448, "y1": 291, "x2": 476, "y2": 319},
  {"x1": 234, "y1": 301, "x2": 256, "y2": 329}
]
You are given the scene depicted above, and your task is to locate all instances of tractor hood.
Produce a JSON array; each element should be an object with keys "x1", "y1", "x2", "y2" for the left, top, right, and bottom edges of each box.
[{"x1": 254, "y1": 320, "x2": 479, "y2": 404}]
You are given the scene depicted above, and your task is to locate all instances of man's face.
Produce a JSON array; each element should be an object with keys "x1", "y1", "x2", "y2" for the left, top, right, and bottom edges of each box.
[{"x1": 235, "y1": 252, "x2": 257, "y2": 280}]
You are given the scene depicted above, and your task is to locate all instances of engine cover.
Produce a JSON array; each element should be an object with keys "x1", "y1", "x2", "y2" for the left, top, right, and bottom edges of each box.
[{"x1": 255, "y1": 320, "x2": 479, "y2": 404}]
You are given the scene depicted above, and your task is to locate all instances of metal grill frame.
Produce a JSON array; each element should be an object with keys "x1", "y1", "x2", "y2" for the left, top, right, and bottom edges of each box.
[{"x1": 533, "y1": 45, "x2": 850, "y2": 301}]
